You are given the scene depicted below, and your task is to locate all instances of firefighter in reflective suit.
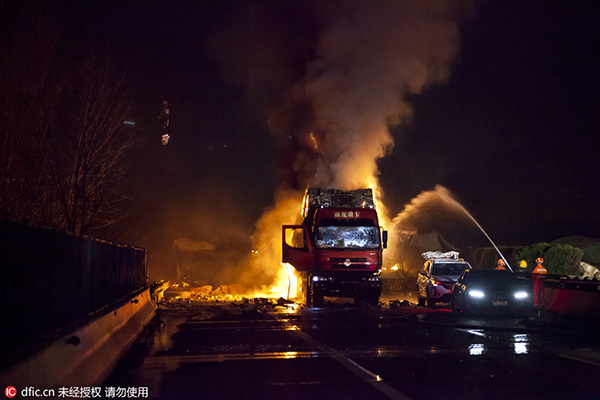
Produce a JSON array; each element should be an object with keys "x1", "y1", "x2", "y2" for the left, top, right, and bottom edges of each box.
[
  {"x1": 532, "y1": 257, "x2": 548, "y2": 309},
  {"x1": 495, "y1": 259, "x2": 507, "y2": 270}
]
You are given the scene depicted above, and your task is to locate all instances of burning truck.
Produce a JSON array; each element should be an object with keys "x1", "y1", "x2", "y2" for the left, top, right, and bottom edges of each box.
[{"x1": 282, "y1": 188, "x2": 387, "y2": 307}]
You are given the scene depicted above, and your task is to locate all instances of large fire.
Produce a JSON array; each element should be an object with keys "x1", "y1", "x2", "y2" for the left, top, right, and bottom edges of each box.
[
  {"x1": 239, "y1": 181, "x2": 393, "y2": 301},
  {"x1": 274, "y1": 263, "x2": 299, "y2": 299},
  {"x1": 234, "y1": 189, "x2": 305, "y2": 299}
]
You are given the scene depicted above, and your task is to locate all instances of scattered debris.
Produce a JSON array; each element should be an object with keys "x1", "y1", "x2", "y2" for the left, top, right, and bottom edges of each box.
[
  {"x1": 389, "y1": 299, "x2": 413, "y2": 309},
  {"x1": 150, "y1": 280, "x2": 171, "y2": 303},
  {"x1": 191, "y1": 285, "x2": 213, "y2": 296},
  {"x1": 254, "y1": 298, "x2": 270, "y2": 306},
  {"x1": 164, "y1": 288, "x2": 191, "y2": 300},
  {"x1": 277, "y1": 297, "x2": 294, "y2": 306},
  {"x1": 580, "y1": 262, "x2": 600, "y2": 280}
]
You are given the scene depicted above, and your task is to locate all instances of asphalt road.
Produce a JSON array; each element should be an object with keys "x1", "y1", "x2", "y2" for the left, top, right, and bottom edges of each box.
[{"x1": 105, "y1": 298, "x2": 600, "y2": 399}]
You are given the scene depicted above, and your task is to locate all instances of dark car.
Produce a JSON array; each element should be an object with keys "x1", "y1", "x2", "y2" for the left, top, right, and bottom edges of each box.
[{"x1": 451, "y1": 269, "x2": 533, "y2": 315}]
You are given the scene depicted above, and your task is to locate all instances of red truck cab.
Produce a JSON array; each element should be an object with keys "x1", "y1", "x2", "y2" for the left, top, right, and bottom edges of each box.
[{"x1": 282, "y1": 189, "x2": 387, "y2": 307}]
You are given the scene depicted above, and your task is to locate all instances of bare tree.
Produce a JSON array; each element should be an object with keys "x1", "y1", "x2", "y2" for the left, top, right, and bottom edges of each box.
[
  {"x1": 0, "y1": 5, "x2": 141, "y2": 235},
  {"x1": 43, "y1": 52, "x2": 139, "y2": 234}
]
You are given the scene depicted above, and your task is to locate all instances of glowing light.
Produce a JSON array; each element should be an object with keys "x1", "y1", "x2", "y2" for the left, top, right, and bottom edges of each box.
[
  {"x1": 269, "y1": 263, "x2": 299, "y2": 299},
  {"x1": 514, "y1": 343, "x2": 528, "y2": 355},
  {"x1": 466, "y1": 329, "x2": 485, "y2": 337},
  {"x1": 390, "y1": 265, "x2": 399, "y2": 271},
  {"x1": 308, "y1": 132, "x2": 319, "y2": 151},
  {"x1": 468, "y1": 290, "x2": 485, "y2": 298},
  {"x1": 513, "y1": 334, "x2": 529, "y2": 355},
  {"x1": 514, "y1": 291, "x2": 528, "y2": 299},
  {"x1": 469, "y1": 343, "x2": 485, "y2": 356},
  {"x1": 302, "y1": 188, "x2": 310, "y2": 216}
]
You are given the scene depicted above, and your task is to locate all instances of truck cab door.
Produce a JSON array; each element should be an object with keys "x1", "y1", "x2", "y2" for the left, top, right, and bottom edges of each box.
[{"x1": 282, "y1": 225, "x2": 313, "y2": 272}]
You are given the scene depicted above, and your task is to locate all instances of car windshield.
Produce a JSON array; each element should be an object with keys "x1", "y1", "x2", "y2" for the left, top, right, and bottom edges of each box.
[
  {"x1": 468, "y1": 270, "x2": 514, "y2": 284},
  {"x1": 315, "y1": 226, "x2": 380, "y2": 249},
  {"x1": 432, "y1": 262, "x2": 469, "y2": 275}
]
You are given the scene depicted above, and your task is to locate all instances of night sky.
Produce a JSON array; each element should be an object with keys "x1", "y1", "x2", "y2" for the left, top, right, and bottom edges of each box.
[
  {"x1": 380, "y1": 1, "x2": 600, "y2": 244},
  {"x1": 6, "y1": 1, "x2": 600, "y2": 273}
]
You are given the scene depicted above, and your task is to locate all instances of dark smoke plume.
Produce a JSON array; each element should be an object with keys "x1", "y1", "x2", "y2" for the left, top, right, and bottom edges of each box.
[
  {"x1": 210, "y1": 0, "x2": 468, "y2": 191},
  {"x1": 208, "y1": 0, "x2": 470, "y2": 292}
]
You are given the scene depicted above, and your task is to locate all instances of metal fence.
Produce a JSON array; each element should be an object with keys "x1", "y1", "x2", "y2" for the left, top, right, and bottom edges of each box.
[{"x1": 0, "y1": 215, "x2": 147, "y2": 368}]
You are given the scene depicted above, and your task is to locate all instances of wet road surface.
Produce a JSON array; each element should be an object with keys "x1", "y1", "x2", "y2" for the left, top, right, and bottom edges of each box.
[{"x1": 106, "y1": 299, "x2": 600, "y2": 399}]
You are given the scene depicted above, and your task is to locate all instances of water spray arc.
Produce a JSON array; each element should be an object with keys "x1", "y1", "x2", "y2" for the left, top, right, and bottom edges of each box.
[
  {"x1": 435, "y1": 186, "x2": 513, "y2": 272},
  {"x1": 465, "y1": 215, "x2": 513, "y2": 272}
]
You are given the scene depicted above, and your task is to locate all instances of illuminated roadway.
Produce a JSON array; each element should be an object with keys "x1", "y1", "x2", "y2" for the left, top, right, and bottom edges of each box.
[{"x1": 105, "y1": 300, "x2": 600, "y2": 399}]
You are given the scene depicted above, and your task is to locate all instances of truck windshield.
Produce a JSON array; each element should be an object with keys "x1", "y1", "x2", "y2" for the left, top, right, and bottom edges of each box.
[{"x1": 315, "y1": 226, "x2": 380, "y2": 249}]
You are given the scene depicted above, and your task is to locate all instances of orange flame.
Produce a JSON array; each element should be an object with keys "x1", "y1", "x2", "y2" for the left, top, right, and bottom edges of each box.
[
  {"x1": 308, "y1": 132, "x2": 319, "y2": 152},
  {"x1": 237, "y1": 190, "x2": 304, "y2": 299}
]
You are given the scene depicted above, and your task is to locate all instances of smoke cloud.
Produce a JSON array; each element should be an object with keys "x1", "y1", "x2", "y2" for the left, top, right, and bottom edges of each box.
[
  {"x1": 389, "y1": 185, "x2": 490, "y2": 264},
  {"x1": 262, "y1": 1, "x2": 465, "y2": 192},
  {"x1": 208, "y1": 0, "x2": 469, "y2": 293},
  {"x1": 303, "y1": 1, "x2": 461, "y2": 190}
]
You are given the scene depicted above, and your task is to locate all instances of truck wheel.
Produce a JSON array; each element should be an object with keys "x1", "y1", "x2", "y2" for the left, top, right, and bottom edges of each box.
[{"x1": 305, "y1": 275, "x2": 312, "y2": 306}]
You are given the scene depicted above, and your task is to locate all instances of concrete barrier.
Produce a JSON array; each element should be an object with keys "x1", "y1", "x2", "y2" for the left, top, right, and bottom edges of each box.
[{"x1": 0, "y1": 289, "x2": 156, "y2": 388}]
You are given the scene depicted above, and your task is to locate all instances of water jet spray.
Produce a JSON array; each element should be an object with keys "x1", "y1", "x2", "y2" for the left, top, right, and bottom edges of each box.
[{"x1": 433, "y1": 186, "x2": 513, "y2": 272}]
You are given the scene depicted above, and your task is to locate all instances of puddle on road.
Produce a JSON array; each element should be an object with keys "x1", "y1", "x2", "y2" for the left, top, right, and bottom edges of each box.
[
  {"x1": 151, "y1": 314, "x2": 187, "y2": 353},
  {"x1": 456, "y1": 328, "x2": 532, "y2": 356}
]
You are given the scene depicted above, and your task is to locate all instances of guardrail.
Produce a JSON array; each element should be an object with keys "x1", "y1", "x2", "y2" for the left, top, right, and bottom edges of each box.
[
  {"x1": 0, "y1": 215, "x2": 147, "y2": 370},
  {"x1": 0, "y1": 289, "x2": 156, "y2": 388}
]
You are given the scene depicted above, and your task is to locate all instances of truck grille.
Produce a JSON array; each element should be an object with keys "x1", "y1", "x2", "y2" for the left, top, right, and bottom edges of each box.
[
  {"x1": 330, "y1": 257, "x2": 367, "y2": 263},
  {"x1": 329, "y1": 257, "x2": 370, "y2": 269}
]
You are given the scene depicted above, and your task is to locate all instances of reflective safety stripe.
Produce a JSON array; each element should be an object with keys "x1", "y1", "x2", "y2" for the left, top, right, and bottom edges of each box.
[{"x1": 533, "y1": 265, "x2": 547, "y2": 274}]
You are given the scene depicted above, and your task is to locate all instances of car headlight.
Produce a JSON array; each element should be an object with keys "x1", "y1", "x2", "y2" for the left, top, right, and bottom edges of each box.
[
  {"x1": 468, "y1": 289, "x2": 485, "y2": 298},
  {"x1": 312, "y1": 276, "x2": 329, "y2": 282},
  {"x1": 514, "y1": 291, "x2": 528, "y2": 299}
]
